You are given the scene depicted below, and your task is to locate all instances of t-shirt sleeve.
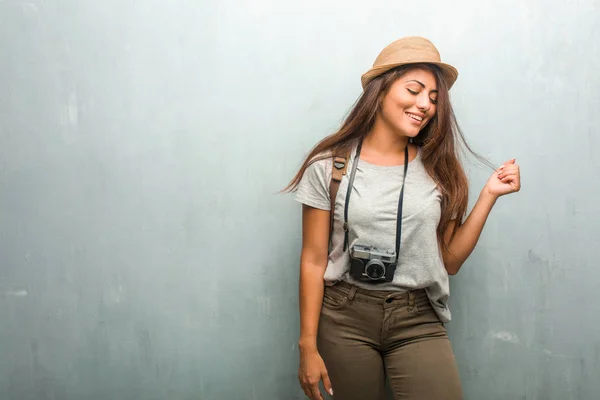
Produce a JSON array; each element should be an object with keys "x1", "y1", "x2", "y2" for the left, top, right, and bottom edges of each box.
[{"x1": 294, "y1": 158, "x2": 331, "y2": 210}]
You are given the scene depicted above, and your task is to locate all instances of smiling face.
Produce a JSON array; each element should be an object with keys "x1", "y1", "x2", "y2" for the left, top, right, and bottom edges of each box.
[{"x1": 378, "y1": 67, "x2": 438, "y2": 139}]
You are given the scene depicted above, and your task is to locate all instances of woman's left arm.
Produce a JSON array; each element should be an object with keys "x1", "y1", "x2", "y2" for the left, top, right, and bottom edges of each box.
[{"x1": 442, "y1": 159, "x2": 521, "y2": 275}]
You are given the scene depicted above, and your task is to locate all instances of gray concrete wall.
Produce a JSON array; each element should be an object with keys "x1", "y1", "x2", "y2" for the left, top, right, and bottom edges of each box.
[{"x1": 1, "y1": 0, "x2": 598, "y2": 399}]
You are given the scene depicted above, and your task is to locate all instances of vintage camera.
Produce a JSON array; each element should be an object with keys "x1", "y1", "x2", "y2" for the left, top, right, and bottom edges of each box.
[{"x1": 349, "y1": 244, "x2": 397, "y2": 282}]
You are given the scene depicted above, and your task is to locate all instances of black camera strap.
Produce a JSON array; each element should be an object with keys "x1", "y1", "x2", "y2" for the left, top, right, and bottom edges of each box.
[{"x1": 343, "y1": 139, "x2": 409, "y2": 258}]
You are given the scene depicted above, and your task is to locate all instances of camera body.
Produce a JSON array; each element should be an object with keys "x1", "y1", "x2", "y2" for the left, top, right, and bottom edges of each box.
[{"x1": 349, "y1": 244, "x2": 397, "y2": 282}]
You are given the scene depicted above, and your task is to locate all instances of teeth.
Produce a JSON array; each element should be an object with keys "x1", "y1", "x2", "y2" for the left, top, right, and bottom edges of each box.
[{"x1": 407, "y1": 113, "x2": 423, "y2": 121}]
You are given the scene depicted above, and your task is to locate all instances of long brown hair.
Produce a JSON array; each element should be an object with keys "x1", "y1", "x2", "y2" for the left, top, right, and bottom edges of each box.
[{"x1": 284, "y1": 63, "x2": 491, "y2": 249}]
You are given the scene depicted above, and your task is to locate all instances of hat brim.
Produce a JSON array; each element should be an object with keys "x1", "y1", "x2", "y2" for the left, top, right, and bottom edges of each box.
[{"x1": 361, "y1": 62, "x2": 459, "y2": 90}]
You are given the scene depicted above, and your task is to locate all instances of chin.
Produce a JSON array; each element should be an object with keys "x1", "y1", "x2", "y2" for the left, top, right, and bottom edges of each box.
[{"x1": 396, "y1": 126, "x2": 421, "y2": 139}]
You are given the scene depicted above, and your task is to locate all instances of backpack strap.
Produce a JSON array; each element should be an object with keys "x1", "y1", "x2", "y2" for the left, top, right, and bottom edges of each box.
[{"x1": 329, "y1": 149, "x2": 351, "y2": 244}]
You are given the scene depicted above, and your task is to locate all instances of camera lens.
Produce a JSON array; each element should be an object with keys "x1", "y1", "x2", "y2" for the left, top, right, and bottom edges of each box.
[{"x1": 365, "y1": 260, "x2": 385, "y2": 280}]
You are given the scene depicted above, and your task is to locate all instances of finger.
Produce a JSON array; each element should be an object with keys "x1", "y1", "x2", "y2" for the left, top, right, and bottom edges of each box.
[
  {"x1": 501, "y1": 177, "x2": 520, "y2": 190},
  {"x1": 498, "y1": 169, "x2": 519, "y2": 179},
  {"x1": 503, "y1": 177, "x2": 521, "y2": 191},
  {"x1": 308, "y1": 383, "x2": 324, "y2": 400},
  {"x1": 500, "y1": 170, "x2": 518, "y2": 177},
  {"x1": 500, "y1": 164, "x2": 519, "y2": 172},
  {"x1": 299, "y1": 381, "x2": 311, "y2": 399},
  {"x1": 497, "y1": 159, "x2": 517, "y2": 173},
  {"x1": 322, "y1": 372, "x2": 334, "y2": 397},
  {"x1": 500, "y1": 174, "x2": 517, "y2": 182}
]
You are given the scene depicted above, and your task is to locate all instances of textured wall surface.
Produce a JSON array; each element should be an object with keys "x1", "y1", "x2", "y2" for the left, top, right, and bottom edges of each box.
[{"x1": 1, "y1": 0, "x2": 599, "y2": 399}]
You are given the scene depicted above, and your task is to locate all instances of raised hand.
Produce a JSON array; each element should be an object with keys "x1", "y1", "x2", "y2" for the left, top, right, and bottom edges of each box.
[{"x1": 484, "y1": 159, "x2": 521, "y2": 198}]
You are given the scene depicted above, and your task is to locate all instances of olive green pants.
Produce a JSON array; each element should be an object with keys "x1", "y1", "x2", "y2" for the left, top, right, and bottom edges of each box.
[{"x1": 317, "y1": 281, "x2": 463, "y2": 400}]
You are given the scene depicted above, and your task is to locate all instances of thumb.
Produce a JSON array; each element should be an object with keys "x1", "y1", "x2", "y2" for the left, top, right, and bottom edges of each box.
[
  {"x1": 503, "y1": 158, "x2": 516, "y2": 165},
  {"x1": 322, "y1": 371, "x2": 333, "y2": 396}
]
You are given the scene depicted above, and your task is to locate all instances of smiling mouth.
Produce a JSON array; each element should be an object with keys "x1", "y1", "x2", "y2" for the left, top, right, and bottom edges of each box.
[{"x1": 406, "y1": 112, "x2": 424, "y2": 122}]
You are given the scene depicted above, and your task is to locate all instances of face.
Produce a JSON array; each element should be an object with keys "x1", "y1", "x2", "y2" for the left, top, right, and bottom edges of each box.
[{"x1": 378, "y1": 68, "x2": 438, "y2": 138}]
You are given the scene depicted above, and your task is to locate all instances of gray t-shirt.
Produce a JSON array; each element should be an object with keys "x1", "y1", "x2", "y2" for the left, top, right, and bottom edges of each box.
[{"x1": 294, "y1": 144, "x2": 452, "y2": 322}]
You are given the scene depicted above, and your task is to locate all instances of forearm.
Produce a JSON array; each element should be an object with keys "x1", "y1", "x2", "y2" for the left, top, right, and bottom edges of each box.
[
  {"x1": 443, "y1": 189, "x2": 497, "y2": 274},
  {"x1": 298, "y1": 263, "x2": 326, "y2": 351}
]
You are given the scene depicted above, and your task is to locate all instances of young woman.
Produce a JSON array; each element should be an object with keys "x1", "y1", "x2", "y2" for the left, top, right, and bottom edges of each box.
[{"x1": 285, "y1": 36, "x2": 521, "y2": 400}]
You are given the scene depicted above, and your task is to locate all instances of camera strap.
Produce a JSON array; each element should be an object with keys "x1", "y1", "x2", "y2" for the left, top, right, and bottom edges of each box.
[
  {"x1": 343, "y1": 139, "x2": 409, "y2": 258},
  {"x1": 329, "y1": 149, "x2": 351, "y2": 247}
]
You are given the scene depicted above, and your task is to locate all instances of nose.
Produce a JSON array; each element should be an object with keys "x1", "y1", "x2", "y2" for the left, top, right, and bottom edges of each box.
[{"x1": 416, "y1": 95, "x2": 430, "y2": 112}]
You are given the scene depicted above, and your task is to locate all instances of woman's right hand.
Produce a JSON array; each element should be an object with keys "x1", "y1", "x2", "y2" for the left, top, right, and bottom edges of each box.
[{"x1": 298, "y1": 346, "x2": 333, "y2": 399}]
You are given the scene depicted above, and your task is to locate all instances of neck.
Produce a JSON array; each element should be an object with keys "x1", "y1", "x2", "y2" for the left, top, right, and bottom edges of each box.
[{"x1": 363, "y1": 116, "x2": 409, "y2": 156}]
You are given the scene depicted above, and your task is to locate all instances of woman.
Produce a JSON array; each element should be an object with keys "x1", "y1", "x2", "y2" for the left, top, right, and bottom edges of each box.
[{"x1": 285, "y1": 36, "x2": 521, "y2": 400}]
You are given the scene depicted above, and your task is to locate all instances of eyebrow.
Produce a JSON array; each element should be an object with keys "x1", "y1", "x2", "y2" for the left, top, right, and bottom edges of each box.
[{"x1": 407, "y1": 80, "x2": 438, "y2": 93}]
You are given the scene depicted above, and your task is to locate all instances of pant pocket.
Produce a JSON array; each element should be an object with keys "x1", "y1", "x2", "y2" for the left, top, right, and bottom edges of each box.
[
  {"x1": 414, "y1": 300, "x2": 441, "y2": 323},
  {"x1": 322, "y1": 287, "x2": 349, "y2": 310}
]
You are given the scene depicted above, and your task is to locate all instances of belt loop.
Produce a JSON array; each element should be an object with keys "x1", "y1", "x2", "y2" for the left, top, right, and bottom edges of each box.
[
  {"x1": 408, "y1": 291, "x2": 415, "y2": 308},
  {"x1": 347, "y1": 285, "x2": 358, "y2": 301}
]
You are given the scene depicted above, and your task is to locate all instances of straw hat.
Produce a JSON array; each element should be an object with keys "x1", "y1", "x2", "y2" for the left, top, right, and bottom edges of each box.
[{"x1": 360, "y1": 36, "x2": 458, "y2": 90}]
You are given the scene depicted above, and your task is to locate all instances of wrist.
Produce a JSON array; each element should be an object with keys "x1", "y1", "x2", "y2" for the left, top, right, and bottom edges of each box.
[
  {"x1": 298, "y1": 337, "x2": 318, "y2": 352},
  {"x1": 480, "y1": 187, "x2": 499, "y2": 204}
]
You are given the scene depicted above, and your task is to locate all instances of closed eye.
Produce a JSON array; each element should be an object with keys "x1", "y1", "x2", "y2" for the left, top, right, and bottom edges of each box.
[{"x1": 407, "y1": 88, "x2": 437, "y2": 105}]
